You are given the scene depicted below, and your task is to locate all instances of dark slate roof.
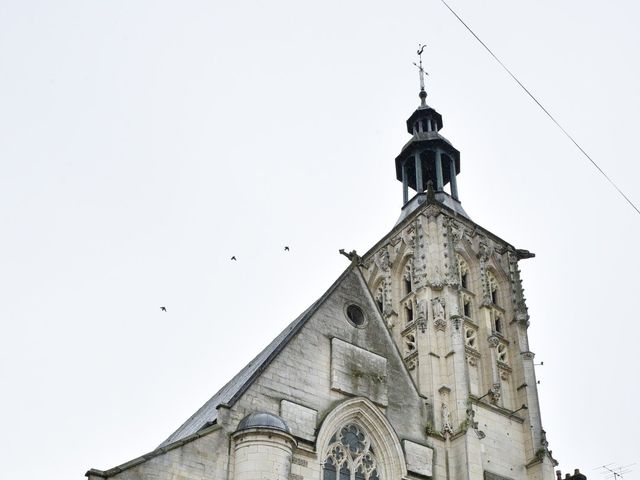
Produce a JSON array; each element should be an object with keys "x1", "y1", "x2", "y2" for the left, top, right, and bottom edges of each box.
[
  {"x1": 399, "y1": 131, "x2": 455, "y2": 153},
  {"x1": 159, "y1": 303, "x2": 317, "y2": 446},
  {"x1": 159, "y1": 266, "x2": 355, "y2": 447}
]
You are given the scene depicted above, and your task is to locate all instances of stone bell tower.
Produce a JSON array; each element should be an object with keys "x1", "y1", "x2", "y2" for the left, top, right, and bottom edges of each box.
[{"x1": 360, "y1": 51, "x2": 557, "y2": 480}]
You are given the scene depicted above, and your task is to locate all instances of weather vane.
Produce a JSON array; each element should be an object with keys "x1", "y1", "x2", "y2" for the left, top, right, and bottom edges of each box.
[{"x1": 413, "y1": 44, "x2": 428, "y2": 106}]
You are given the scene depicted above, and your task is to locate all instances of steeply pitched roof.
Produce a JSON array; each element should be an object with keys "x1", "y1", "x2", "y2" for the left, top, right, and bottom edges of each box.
[{"x1": 159, "y1": 265, "x2": 355, "y2": 447}]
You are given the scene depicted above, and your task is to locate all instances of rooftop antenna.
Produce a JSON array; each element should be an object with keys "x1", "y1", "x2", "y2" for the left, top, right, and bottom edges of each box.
[
  {"x1": 413, "y1": 44, "x2": 429, "y2": 107},
  {"x1": 598, "y1": 463, "x2": 635, "y2": 480}
]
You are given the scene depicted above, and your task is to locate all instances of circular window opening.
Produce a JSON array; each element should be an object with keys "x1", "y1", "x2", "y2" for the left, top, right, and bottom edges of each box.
[{"x1": 346, "y1": 304, "x2": 366, "y2": 327}]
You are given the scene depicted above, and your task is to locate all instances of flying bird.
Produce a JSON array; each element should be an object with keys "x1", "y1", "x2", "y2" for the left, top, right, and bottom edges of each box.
[
  {"x1": 160, "y1": 306, "x2": 167, "y2": 312},
  {"x1": 284, "y1": 246, "x2": 289, "y2": 251},
  {"x1": 231, "y1": 256, "x2": 237, "y2": 261}
]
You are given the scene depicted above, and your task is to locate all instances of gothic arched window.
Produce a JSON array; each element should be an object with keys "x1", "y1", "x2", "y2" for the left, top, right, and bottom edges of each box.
[
  {"x1": 404, "y1": 301, "x2": 414, "y2": 325},
  {"x1": 323, "y1": 424, "x2": 381, "y2": 480},
  {"x1": 457, "y1": 255, "x2": 470, "y2": 290},
  {"x1": 403, "y1": 263, "x2": 413, "y2": 296},
  {"x1": 462, "y1": 293, "x2": 472, "y2": 318},
  {"x1": 486, "y1": 271, "x2": 499, "y2": 305}
]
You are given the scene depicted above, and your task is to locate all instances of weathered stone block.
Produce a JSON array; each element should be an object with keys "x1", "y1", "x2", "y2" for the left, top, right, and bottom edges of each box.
[
  {"x1": 403, "y1": 439, "x2": 434, "y2": 477},
  {"x1": 280, "y1": 400, "x2": 318, "y2": 442},
  {"x1": 330, "y1": 338, "x2": 388, "y2": 406}
]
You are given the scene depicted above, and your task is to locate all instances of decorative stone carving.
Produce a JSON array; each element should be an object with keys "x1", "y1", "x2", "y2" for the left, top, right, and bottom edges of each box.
[
  {"x1": 373, "y1": 247, "x2": 394, "y2": 319},
  {"x1": 374, "y1": 247, "x2": 391, "y2": 272},
  {"x1": 421, "y1": 200, "x2": 440, "y2": 216},
  {"x1": 432, "y1": 297, "x2": 446, "y2": 331},
  {"x1": 500, "y1": 370, "x2": 510, "y2": 381},
  {"x1": 477, "y1": 238, "x2": 493, "y2": 304},
  {"x1": 416, "y1": 298, "x2": 428, "y2": 333},
  {"x1": 374, "y1": 284, "x2": 384, "y2": 309},
  {"x1": 515, "y1": 299, "x2": 530, "y2": 327},
  {"x1": 466, "y1": 405, "x2": 479, "y2": 431},
  {"x1": 464, "y1": 326, "x2": 478, "y2": 349},
  {"x1": 384, "y1": 313, "x2": 396, "y2": 330},
  {"x1": 417, "y1": 320, "x2": 427, "y2": 334},
  {"x1": 438, "y1": 388, "x2": 454, "y2": 435},
  {"x1": 427, "y1": 264, "x2": 445, "y2": 290},
  {"x1": 497, "y1": 343, "x2": 508, "y2": 364},
  {"x1": 403, "y1": 262, "x2": 413, "y2": 292},
  {"x1": 433, "y1": 318, "x2": 446, "y2": 332},
  {"x1": 477, "y1": 239, "x2": 490, "y2": 262},
  {"x1": 487, "y1": 334, "x2": 500, "y2": 348},
  {"x1": 489, "y1": 383, "x2": 501, "y2": 405},
  {"x1": 442, "y1": 216, "x2": 462, "y2": 287},
  {"x1": 456, "y1": 254, "x2": 470, "y2": 289},
  {"x1": 432, "y1": 297, "x2": 445, "y2": 321},
  {"x1": 540, "y1": 429, "x2": 549, "y2": 448},
  {"x1": 405, "y1": 354, "x2": 418, "y2": 371},
  {"x1": 412, "y1": 218, "x2": 428, "y2": 290},
  {"x1": 450, "y1": 314, "x2": 462, "y2": 331},
  {"x1": 441, "y1": 402, "x2": 453, "y2": 435},
  {"x1": 521, "y1": 351, "x2": 535, "y2": 361},
  {"x1": 468, "y1": 408, "x2": 486, "y2": 438},
  {"x1": 444, "y1": 217, "x2": 463, "y2": 248},
  {"x1": 403, "y1": 332, "x2": 417, "y2": 356},
  {"x1": 466, "y1": 354, "x2": 478, "y2": 367},
  {"x1": 507, "y1": 248, "x2": 533, "y2": 321},
  {"x1": 416, "y1": 298, "x2": 427, "y2": 321},
  {"x1": 400, "y1": 225, "x2": 415, "y2": 251}
]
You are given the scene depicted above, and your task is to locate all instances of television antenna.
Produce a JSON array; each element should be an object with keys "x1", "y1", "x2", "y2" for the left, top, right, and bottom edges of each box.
[{"x1": 598, "y1": 463, "x2": 635, "y2": 480}]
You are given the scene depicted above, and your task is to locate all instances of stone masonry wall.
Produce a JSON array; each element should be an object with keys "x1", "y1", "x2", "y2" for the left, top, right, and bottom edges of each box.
[
  {"x1": 225, "y1": 269, "x2": 428, "y2": 441},
  {"x1": 98, "y1": 427, "x2": 229, "y2": 480}
]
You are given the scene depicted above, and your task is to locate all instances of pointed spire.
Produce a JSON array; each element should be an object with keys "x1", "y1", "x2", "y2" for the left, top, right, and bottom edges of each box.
[{"x1": 414, "y1": 44, "x2": 428, "y2": 107}]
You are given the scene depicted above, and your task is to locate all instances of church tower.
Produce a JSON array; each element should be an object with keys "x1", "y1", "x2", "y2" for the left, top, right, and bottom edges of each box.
[
  {"x1": 84, "y1": 57, "x2": 562, "y2": 480},
  {"x1": 360, "y1": 52, "x2": 557, "y2": 480}
]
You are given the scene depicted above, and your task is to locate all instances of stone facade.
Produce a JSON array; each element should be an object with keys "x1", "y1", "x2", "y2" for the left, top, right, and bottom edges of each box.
[{"x1": 85, "y1": 92, "x2": 560, "y2": 480}]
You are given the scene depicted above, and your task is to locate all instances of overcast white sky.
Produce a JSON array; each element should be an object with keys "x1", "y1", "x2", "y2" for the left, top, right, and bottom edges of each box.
[{"x1": 1, "y1": 1, "x2": 639, "y2": 479}]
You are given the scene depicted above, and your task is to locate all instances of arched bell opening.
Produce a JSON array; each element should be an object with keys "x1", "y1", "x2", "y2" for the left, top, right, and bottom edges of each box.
[{"x1": 400, "y1": 149, "x2": 459, "y2": 202}]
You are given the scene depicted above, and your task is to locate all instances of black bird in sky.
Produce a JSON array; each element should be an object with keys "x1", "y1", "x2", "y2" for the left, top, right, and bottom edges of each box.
[
  {"x1": 284, "y1": 246, "x2": 290, "y2": 251},
  {"x1": 160, "y1": 306, "x2": 167, "y2": 312},
  {"x1": 231, "y1": 256, "x2": 237, "y2": 261}
]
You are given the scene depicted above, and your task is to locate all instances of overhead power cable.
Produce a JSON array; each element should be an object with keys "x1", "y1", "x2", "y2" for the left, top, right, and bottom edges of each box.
[{"x1": 440, "y1": 0, "x2": 640, "y2": 216}]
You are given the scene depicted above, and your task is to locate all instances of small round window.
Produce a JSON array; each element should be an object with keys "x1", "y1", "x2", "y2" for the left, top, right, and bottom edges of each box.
[{"x1": 346, "y1": 304, "x2": 366, "y2": 327}]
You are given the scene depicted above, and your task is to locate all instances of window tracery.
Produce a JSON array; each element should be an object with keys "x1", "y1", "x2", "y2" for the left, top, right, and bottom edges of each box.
[{"x1": 323, "y1": 424, "x2": 380, "y2": 480}]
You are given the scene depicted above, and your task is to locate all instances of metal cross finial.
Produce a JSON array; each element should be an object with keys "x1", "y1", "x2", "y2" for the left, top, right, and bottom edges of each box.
[{"x1": 413, "y1": 44, "x2": 429, "y2": 106}]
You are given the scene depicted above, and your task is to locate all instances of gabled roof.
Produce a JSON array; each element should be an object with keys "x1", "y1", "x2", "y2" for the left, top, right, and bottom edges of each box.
[{"x1": 159, "y1": 265, "x2": 355, "y2": 447}]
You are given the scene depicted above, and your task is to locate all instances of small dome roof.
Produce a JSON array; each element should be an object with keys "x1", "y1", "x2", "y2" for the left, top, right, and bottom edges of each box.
[{"x1": 236, "y1": 412, "x2": 291, "y2": 433}]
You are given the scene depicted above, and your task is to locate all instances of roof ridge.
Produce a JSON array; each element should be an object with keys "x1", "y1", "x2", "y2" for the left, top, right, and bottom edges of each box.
[{"x1": 158, "y1": 262, "x2": 356, "y2": 447}]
